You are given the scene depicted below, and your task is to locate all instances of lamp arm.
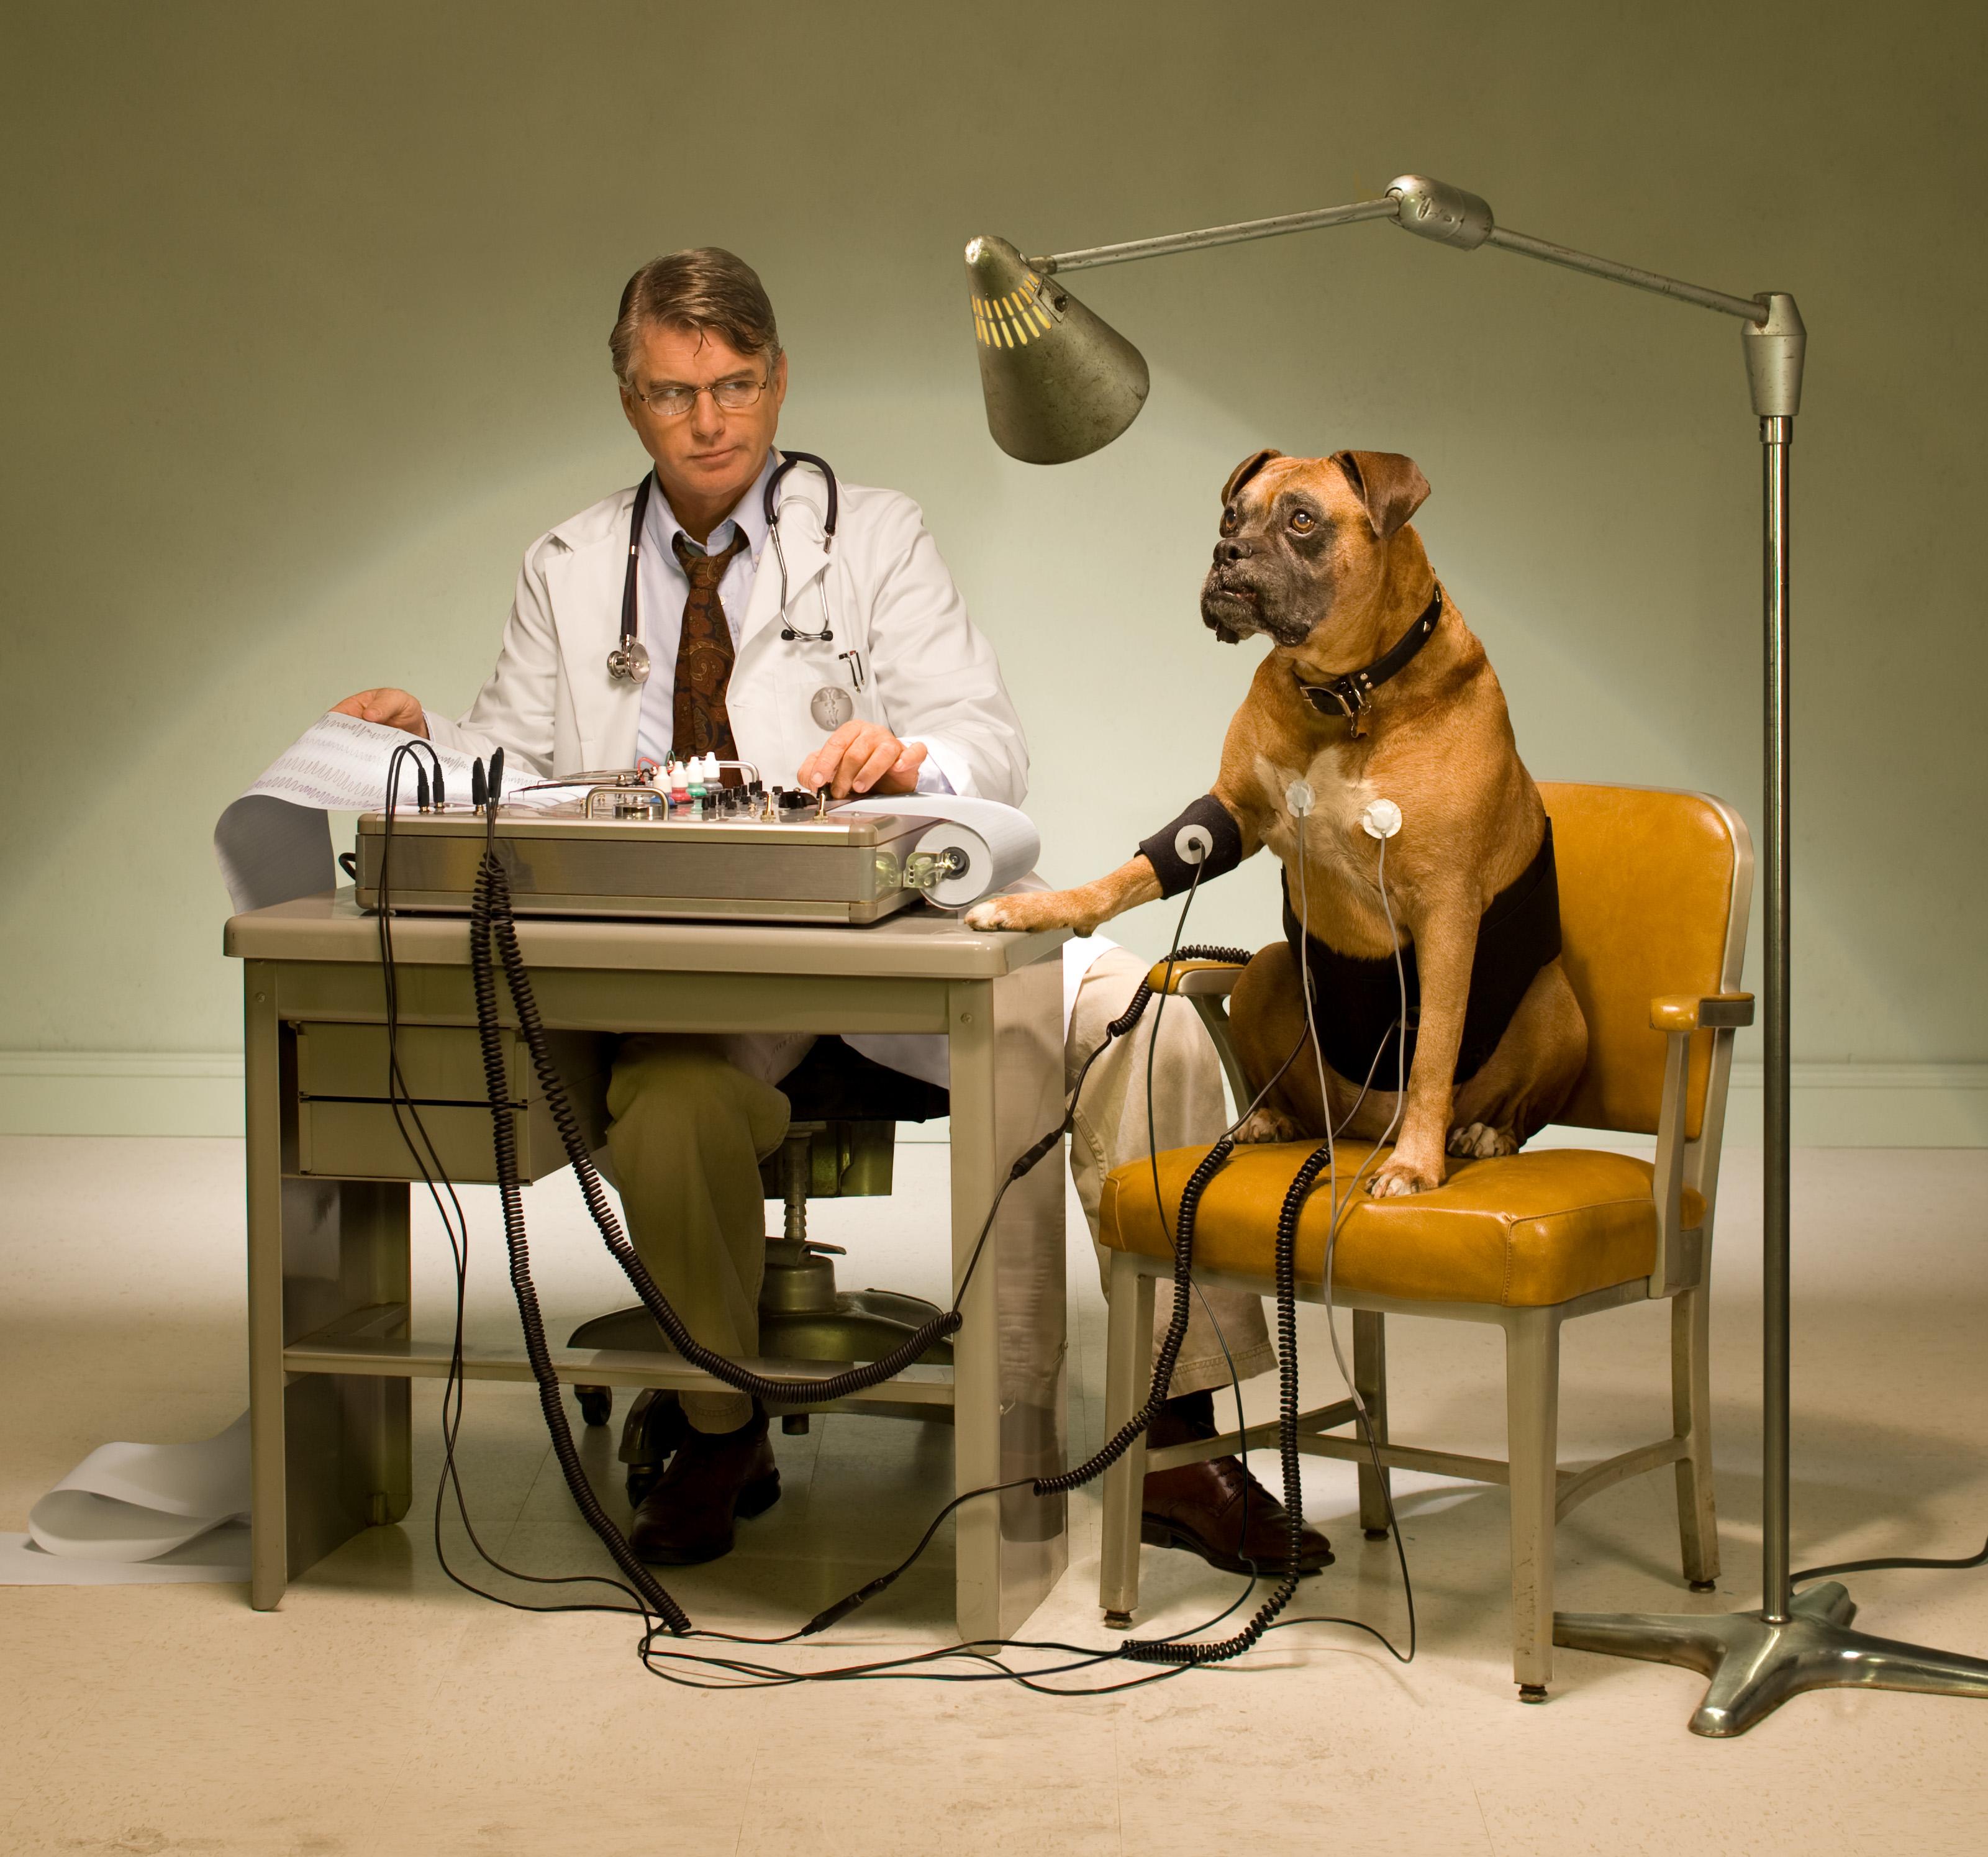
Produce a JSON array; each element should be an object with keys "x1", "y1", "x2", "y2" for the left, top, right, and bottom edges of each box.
[
  {"x1": 1479, "y1": 225, "x2": 1766, "y2": 323},
  {"x1": 1038, "y1": 183, "x2": 1764, "y2": 320},
  {"x1": 1032, "y1": 171, "x2": 1804, "y2": 417},
  {"x1": 1031, "y1": 196, "x2": 1398, "y2": 274}
]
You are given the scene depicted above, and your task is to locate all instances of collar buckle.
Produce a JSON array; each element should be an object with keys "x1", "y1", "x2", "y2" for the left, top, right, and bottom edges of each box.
[
  {"x1": 1293, "y1": 586, "x2": 1441, "y2": 739},
  {"x1": 1302, "y1": 675, "x2": 1373, "y2": 737}
]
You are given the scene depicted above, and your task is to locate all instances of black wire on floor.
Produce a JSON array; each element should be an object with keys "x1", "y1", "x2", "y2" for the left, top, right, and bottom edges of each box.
[{"x1": 369, "y1": 760, "x2": 1418, "y2": 1690}]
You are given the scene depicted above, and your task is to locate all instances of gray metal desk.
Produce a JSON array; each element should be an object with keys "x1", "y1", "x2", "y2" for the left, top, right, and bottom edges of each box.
[{"x1": 225, "y1": 891, "x2": 1069, "y2": 1642}]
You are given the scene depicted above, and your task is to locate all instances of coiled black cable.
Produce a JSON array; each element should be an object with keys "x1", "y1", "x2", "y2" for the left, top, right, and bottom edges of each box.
[
  {"x1": 486, "y1": 864, "x2": 1258, "y2": 1408},
  {"x1": 1122, "y1": 1139, "x2": 1337, "y2": 1663},
  {"x1": 478, "y1": 856, "x2": 959, "y2": 1405},
  {"x1": 468, "y1": 839, "x2": 696, "y2": 1632},
  {"x1": 466, "y1": 773, "x2": 1263, "y2": 1635},
  {"x1": 450, "y1": 763, "x2": 1328, "y2": 1663},
  {"x1": 1031, "y1": 1133, "x2": 1236, "y2": 1496}
]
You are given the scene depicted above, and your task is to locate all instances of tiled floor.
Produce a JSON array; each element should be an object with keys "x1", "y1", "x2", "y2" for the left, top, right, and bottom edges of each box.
[{"x1": 3, "y1": 1135, "x2": 1985, "y2": 1855}]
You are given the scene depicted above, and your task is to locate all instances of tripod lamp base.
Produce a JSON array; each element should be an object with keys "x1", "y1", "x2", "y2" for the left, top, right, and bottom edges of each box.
[{"x1": 1553, "y1": 1582, "x2": 1988, "y2": 1737}]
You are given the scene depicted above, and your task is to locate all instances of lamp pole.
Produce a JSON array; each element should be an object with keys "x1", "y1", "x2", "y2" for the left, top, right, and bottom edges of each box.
[
  {"x1": 1761, "y1": 408, "x2": 1795, "y2": 1628},
  {"x1": 969, "y1": 178, "x2": 1988, "y2": 1733}
]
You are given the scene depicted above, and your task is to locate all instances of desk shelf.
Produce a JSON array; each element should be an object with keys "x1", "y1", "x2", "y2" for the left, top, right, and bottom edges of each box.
[{"x1": 283, "y1": 1304, "x2": 958, "y2": 1423}]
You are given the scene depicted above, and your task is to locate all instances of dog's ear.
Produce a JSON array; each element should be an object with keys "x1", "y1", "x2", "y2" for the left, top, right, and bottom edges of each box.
[
  {"x1": 1221, "y1": 448, "x2": 1282, "y2": 506},
  {"x1": 1332, "y1": 451, "x2": 1430, "y2": 538}
]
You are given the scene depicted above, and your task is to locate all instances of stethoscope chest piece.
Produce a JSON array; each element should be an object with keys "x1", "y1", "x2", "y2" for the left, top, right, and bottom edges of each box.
[
  {"x1": 810, "y1": 686, "x2": 855, "y2": 730},
  {"x1": 607, "y1": 638, "x2": 651, "y2": 686}
]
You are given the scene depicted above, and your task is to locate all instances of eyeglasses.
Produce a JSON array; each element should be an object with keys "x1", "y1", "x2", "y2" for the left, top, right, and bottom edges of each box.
[{"x1": 631, "y1": 375, "x2": 771, "y2": 419}]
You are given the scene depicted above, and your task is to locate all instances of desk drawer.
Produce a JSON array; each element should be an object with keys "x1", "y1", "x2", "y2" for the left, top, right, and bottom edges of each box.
[
  {"x1": 297, "y1": 1021, "x2": 535, "y2": 1104},
  {"x1": 289, "y1": 1023, "x2": 610, "y2": 1184},
  {"x1": 296, "y1": 1097, "x2": 579, "y2": 1184}
]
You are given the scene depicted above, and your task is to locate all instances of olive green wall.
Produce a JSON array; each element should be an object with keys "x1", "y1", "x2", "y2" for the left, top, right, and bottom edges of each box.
[{"x1": 4, "y1": 1, "x2": 1984, "y2": 1138}]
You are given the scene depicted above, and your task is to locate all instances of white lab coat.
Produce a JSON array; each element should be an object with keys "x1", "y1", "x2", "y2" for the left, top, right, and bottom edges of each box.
[
  {"x1": 425, "y1": 463, "x2": 1073, "y2": 1088},
  {"x1": 427, "y1": 465, "x2": 1028, "y2": 804}
]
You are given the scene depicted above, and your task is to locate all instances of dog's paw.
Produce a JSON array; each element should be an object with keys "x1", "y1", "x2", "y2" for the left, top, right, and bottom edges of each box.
[
  {"x1": 963, "y1": 889, "x2": 1106, "y2": 934},
  {"x1": 1366, "y1": 1155, "x2": 1445, "y2": 1197},
  {"x1": 1235, "y1": 1107, "x2": 1307, "y2": 1146},
  {"x1": 965, "y1": 892, "x2": 1081, "y2": 933},
  {"x1": 1446, "y1": 1121, "x2": 1518, "y2": 1160}
]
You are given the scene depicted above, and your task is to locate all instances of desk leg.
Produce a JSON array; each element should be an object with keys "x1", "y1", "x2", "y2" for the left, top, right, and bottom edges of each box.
[
  {"x1": 948, "y1": 958, "x2": 1066, "y2": 1644},
  {"x1": 245, "y1": 968, "x2": 412, "y2": 1611}
]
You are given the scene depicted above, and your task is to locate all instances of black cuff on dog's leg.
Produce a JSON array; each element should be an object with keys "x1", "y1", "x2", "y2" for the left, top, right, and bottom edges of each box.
[{"x1": 1138, "y1": 794, "x2": 1244, "y2": 897}]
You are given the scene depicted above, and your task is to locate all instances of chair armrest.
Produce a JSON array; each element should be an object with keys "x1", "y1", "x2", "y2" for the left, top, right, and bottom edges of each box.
[
  {"x1": 1645, "y1": 992, "x2": 1751, "y2": 1296},
  {"x1": 1650, "y1": 992, "x2": 1754, "y2": 1033},
  {"x1": 1145, "y1": 958, "x2": 1247, "y2": 998}
]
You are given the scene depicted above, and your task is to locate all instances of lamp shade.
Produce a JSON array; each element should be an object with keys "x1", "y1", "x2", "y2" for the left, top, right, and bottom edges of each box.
[{"x1": 964, "y1": 235, "x2": 1150, "y2": 463}]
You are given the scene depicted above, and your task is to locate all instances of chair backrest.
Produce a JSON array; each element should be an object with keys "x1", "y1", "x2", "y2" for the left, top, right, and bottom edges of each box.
[{"x1": 1538, "y1": 783, "x2": 1751, "y2": 1141}]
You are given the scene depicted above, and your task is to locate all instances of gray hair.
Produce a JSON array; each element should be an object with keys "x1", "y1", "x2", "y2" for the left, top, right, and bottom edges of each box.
[{"x1": 609, "y1": 247, "x2": 782, "y2": 385}]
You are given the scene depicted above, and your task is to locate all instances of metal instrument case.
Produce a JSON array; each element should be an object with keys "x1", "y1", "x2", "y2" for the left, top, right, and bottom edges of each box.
[{"x1": 353, "y1": 801, "x2": 933, "y2": 924}]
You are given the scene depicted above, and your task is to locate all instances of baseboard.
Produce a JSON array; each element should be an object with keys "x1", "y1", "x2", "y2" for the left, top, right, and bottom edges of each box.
[
  {"x1": 0, "y1": 1053, "x2": 248, "y2": 1138},
  {"x1": 2, "y1": 1056, "x2": 1983, "y2": 1147},
  {"x1": 1722, "y1": 1061, "x2": 1988, "y2": 1147}
]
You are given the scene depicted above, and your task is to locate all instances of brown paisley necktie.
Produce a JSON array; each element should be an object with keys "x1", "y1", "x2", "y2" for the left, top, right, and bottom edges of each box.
[{"x1": 670, "y1": 529, "x2": 751, "y2": 783}]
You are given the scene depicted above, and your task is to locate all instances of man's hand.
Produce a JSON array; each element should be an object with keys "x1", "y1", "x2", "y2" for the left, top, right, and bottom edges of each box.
[
  {"x1": 332, "y1": 688, "x2": 429, "y2": 738},
  {"x1": 795, "y1": 722, "x2": 928, "y2": 797}
]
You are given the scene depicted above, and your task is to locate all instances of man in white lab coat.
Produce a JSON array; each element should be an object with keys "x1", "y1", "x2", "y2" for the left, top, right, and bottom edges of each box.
[{"x1": 334, "y1": 248, "x2": 1325, "y2": 1578}]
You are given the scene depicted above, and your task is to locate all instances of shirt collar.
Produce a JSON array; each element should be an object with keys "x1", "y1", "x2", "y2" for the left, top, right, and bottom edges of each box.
[{"x1": 650, "y1": 449, "x2": 778, "y2": 561}]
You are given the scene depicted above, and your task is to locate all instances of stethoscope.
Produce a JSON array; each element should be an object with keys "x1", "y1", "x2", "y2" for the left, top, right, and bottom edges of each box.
[{"x1": 605, "y1": 450, "x2": 840, "y2": 685}]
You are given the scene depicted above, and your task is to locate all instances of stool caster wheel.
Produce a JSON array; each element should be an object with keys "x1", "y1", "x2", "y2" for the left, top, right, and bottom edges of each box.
[
  {"x1": 576, "y1": 1385, "x2": 613, "y2": 1428},
  {"x1": 625, "y1": 1463, "x2": 660, "y2": 1508},
  {"x1": 1517, "y1": 1684, "x2": 1548, "y2": 1705},
  {"x1": 1689, "y1": 1579, "x2": 1718, "y2": 1592},
  {"x1": 1104, "y1": 1610, "x2": 1133, "y2": 1631},
  {"x1": 1363, "y1": 1528, "x2": 1390, "y2": 1541},
  {"x1": 782, "y1": 1414, "x2": 811, "y2": 1436}
]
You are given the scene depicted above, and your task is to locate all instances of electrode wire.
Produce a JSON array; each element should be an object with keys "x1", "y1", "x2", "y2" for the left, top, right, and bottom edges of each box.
[
  {"x1": 471, "y1": 819, "x2": 1274, "y2": 1677},
  {"x1": 761, "y1": 878, "x2": 1278, "y2": 1659},
  {"x1": 376, "y1": 751, "x2": 668, "y2": 1628},
  {"x1": 370, "y1": 766, "x2": 1220, "y2": 1677},
  {"x1": 1135, "y1": 871, "x2": 1278, "y2": 1591},
  {"x1": 579, "y1": 832, "x2": 1397, "y2": 1669},
  {"x1": 638, "y1": 880, "x2": 1292, "y2": 1677},
  {"x1": 377, "y1": 760, "x2": 1413, "y2": 1686},
  {"x1": 1289, "y1": 822, "x2": 1418, "y2": 1663}
]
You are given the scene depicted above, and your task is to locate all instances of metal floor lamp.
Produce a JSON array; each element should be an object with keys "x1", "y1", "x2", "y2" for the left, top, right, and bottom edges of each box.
[{"x1": 961, "y1": 176, "x2": 1988, "y2": 1736}]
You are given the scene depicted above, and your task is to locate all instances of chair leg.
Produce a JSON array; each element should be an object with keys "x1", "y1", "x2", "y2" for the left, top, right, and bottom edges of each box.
[
  {"x1": 1353, "y1": 1310, "x2": 1392, "y2": 1539},
  {"x1": 1099, "y1": 1254, "x2": 1156, "y2": 1628},
  {"x1": 1504, "y1": 1308, "x2": 1562, "y2": 1700},
  {"x1": 1670, "y1": 1283, "x2": 1720, "y2": 1589}
]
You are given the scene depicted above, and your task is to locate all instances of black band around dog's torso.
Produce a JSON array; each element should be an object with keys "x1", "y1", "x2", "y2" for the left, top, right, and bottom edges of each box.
[{"x1": 1281, "y1": 819, "x2": 1563, "y2": 1089}]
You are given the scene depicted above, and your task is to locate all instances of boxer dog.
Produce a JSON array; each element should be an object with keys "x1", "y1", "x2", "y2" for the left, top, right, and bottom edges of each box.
[{"x1": 966, "y1": 450, "x2": 1587, "y2": 1196}]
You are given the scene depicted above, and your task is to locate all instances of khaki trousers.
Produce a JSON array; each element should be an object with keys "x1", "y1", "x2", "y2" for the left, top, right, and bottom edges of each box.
[
  {"x1": 606, "y1": 1034, "x2": 800, "y2": 1433},
  {"x1": 1065, "y1": 947, "x2": 1276, "y2": 1399},
  {"x1": 604, "y1": 949, "x2": 1275, "y2": 1432}
]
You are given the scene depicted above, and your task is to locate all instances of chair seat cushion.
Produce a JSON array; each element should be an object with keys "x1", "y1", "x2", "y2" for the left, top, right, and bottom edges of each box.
[{"x1": 1100, "y1": 1142, "x2": 1704, "y2": 1308}]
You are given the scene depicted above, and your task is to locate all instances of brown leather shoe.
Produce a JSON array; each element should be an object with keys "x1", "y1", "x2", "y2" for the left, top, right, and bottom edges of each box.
[
  {"x1": 619, "y1": 1390, "x2": 691, "y2": 1509},
  {"x1": 1141, "y1": 1454, "x2": 1335, "y2": 1576},
  {"x1": 629, "y1": 1405, "x2": 780, "y2": 1565},
  {"x1": 1140, "y1": 1393, "x2": 1333, "y2": 1577}
]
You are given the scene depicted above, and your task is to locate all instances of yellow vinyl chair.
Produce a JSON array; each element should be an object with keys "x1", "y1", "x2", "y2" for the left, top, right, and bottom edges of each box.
[{"x1": 1094, "y1": 783, "x2": 1754, "y2": 1700}]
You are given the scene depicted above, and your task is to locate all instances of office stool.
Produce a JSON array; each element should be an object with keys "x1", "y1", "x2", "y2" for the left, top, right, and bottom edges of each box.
[{"x1": 565, "y1": 1037, "x2": 955, "y2": 1499}]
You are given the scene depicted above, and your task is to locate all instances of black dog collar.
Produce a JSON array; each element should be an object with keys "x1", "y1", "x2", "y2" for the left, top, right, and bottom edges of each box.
[{"x1": 1294, "y1": 585, "x2": 1443, "y2": 735}]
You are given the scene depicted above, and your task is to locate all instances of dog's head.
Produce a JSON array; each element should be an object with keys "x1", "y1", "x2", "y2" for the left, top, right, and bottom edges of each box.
[{"x1": 1199, "y1": 449, "x2": 1430, "y2": 647}]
